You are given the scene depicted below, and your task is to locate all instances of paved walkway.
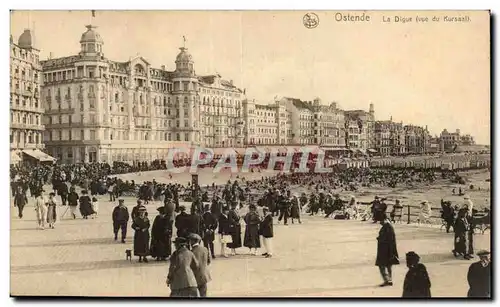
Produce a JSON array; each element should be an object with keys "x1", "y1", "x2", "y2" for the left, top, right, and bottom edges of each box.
[{"x1": 10, "y1": 195, "x2": 490, "y2": 297}]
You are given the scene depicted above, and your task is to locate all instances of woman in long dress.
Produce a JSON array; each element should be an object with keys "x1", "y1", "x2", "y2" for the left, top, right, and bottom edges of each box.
[
  {"x1": 243, "y1": 204, "x2": 261, "y2": 255},
  {"x1": 289, "y1": 195, "x2": 302, "y2": 224},
  {"x1": 132, "y1": 207, "x2": 150, "y2": 263},
  {"x1": 227, "y1": 204, "x2": 242, "y2": 256},
  {"x1": 453, "y1": 208, "x2": 472, "y2": 260},
  {"x1": 46, "y1": 192, "x2": 58, "y2": 229},
  {"x1": 78, "y1": 190, "x2": 94, "y2": 219},
  {"x1": 150, "y1": 207, "x2": 172, "y2": 261},
  {"x1": 418, "y1": 201, "x2": 431, "y2": 224},
  {"x1": 402, "y1": 251, "x2": 431, "y2": 297}
]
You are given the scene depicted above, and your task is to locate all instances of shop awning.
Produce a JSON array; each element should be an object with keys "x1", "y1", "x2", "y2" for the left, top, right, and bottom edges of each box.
[
  {"x1": 10, "y1": 151, "x2": 21, "y2": 164},
  {"x1": 22, "y1": 149, "x2": 56, "y2": 162},
  {"x1": 367, "y1": 149, "x2": 378, "y2": 153}
]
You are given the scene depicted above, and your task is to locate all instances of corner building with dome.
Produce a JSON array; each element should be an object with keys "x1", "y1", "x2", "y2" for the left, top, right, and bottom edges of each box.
[{"x1": 40, "y1": 24, "x2": 246, "y2": 164}]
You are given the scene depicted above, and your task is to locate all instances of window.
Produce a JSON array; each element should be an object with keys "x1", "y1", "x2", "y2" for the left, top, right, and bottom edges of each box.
[
  {"x1": 69, "y1": 130, "x2": 72, "y2": 140},
  {"x1": 176, "y1": 120, "x2": 180, "y2": 128},
  {"x1": 81, "y1": 129, "x2": 85, "y2": 140},
  {"x1": 176, "y1": 133, "x2": 180, "y2": 141},
  {"x1": 90, "y1": 130, "x2": 96, "y2": 140},
  {"x1": 58, "y1": 131, "x2": 62, "y2": 141},
  {"x1": 89, "y1": 99, "x2": 95, "y2": 109},
  {"x1": 184, "y1": 120, "x2": 188, "y2": 128}
]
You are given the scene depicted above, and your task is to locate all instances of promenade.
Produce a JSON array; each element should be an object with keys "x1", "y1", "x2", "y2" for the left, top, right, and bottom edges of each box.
[{"x1": 10, "y1": 194, "x2": 490, "y2": 297}]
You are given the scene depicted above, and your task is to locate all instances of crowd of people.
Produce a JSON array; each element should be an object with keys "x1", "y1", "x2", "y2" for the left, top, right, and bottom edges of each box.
[{"x1": 10, "y1": 158, "x2": 491, "y2": 298}]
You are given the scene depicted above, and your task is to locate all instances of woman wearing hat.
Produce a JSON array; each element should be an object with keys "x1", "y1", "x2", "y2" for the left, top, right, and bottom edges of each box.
[
  {"x1": 150, "y1": 207, "x2": 172, "y2": 261},
  {"x1": 453, "y1": 208, "x2": 473, "y2": 260},
  {"x1": 132, "y1": 207, "x2": 151, "y2": 263},
  {"x1": 218, "y1": 207, "x2": 232, "y2": 258},
  {"x1": 46, "y1": 192, "x2": 58, "y2": 229},
  {"x1": 243, "y1": 204, "x2": 261, "y2": 255},
  {"x1": 227, "y1": 204, "x2": 242, "y2": 256},
  {"x1": 402, "y1": 251, "x2": 431, "y2": 297},
  {"x1": 78, "y1": 190, "x2": 94, "y2": 219}
]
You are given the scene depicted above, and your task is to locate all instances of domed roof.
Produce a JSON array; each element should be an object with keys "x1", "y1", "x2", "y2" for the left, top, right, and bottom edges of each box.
[
  {"x1": 80, "y1": 25, "x2": 103, "y2": 44},
  {"x1": 18, "y1": 29, "x2": 34, "y2": 49},
  {"x1": 176, "y1": 47, "x2": 193, "y2": 62}
]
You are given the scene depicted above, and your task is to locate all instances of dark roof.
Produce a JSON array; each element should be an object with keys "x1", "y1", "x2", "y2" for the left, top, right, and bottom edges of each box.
[{"x1": 285, "y1": 97, "x2": 315, "y2": 111}]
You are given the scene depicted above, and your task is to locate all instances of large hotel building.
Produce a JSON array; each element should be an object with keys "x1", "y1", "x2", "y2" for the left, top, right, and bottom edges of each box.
[
  {"x1": 40, "y1": 25, "x2": 246, "y2": 164},
  {"x1": 9, "y1": 23, "x2": 440, "y2": 165},
  {"x1": 10, "y1": 29, "x2": 47, "y2": 163}
]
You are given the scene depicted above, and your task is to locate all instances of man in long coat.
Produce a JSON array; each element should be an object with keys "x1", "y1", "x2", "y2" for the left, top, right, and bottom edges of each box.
[
  {"x1": 175, "y1": 206, "x2": 191, "y2": 238},
  {"x1": 259, "y1": 206, "x2": 274, "y2": 258},
  {"x1": 13, "y1": 186, "x2": 28, "y2": 219},
  {"x1": 167, "y1": 237, "x2": 200, "y2": 297},
  {"x1": 467, "y1": 250, "x2": 491, "y2": 297},
  {"x1": 188, "y1": 234, "x2": 212, "y2": 297},
  {"x1": 201, "y1": 204, "x2": 218, "y2": 259},
  {"x1": 376, "y1": 217, "x2": 400, "y2": 287}
]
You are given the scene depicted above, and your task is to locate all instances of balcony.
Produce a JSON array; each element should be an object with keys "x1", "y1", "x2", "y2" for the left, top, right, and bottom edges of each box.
[
  {"x1": 21, "y1": 89, "x2": 33, "y2": 97},
  {"x1": 77, "y1": 93, "x2": 84, "y2": 102},
  {"x1": 64, "y1": 95, "x2": 71, "y2": 101},
  {"x1": 45, "y1": 108, "x2": 75, "y2": 114},
  {"x1": 10, "y1": 123, "x2": 44, "y2": 130}
]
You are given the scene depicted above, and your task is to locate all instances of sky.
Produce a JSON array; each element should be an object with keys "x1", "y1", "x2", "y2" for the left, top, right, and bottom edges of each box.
[{"x1": 10, "y1": 10, "x2": 491, "y2": 144}]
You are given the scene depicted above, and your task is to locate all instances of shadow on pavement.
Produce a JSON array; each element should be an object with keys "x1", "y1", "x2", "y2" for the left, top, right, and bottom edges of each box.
[
  {"x1": 11, "y1": 237, "x2": 118, "y2": 248},
  {"x1": 11, "y1": 258, "x2": 167, "y2": 274},
  {"x1": 274, "y1": 252, "x2": 460, "y2": 273}
]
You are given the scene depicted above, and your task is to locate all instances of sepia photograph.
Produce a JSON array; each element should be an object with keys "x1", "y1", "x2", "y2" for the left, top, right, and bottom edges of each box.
[{"x1": 8, "y1": 9, "x2": 491, "y2": 298}]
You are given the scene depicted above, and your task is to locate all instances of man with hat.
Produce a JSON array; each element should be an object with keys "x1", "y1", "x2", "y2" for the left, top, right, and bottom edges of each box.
[
  {"x1": 201, "y1": 204, "x2": 218, "y2": 259},
  {"x1": 175, "y1": 205, "x2": 191, "y2": 238},
  {"x1": 188, "y1": 233, "x2": 211, "y2": 297},
  {"x1": 259, "y1": 206, "x2": 274, "y2": 258},
  {"x1": 112, "y1": 199, "x2": 130, "y2": 243},
  {"x1": 167, "y1": 237, "x2": 200, "y2": 297},
  {"x1": 375, "y1": 216, "x2": 400, "y2": 287},
  {"x1": 467, "y1": 249, "x2": 491, "y2": 297}
]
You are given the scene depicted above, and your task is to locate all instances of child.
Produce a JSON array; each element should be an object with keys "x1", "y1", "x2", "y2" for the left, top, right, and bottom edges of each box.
[{"x1": 91, "y1": 196, "x2": 99, "y2": 218}]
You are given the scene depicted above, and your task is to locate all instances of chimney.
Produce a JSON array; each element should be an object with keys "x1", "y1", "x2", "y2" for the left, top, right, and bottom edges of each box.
[
  {"x1": 230, "y1": 79, "x2": 233, "y2": 85},
  {"x1": 161, "y1": 65, "x2": 165, "y2": 70},
  {"x1": 456, "y1": 129, "x2": 460, "y2": 134},
  {"x1": 49, "y1": 52, "x2": 53, "y2": 59}
]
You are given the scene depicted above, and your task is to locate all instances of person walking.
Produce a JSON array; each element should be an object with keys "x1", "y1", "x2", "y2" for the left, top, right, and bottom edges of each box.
[
  {"x1": 453, "y1": 208, "x2": 472, "y2": 260},
  {"x1": 201, "y1": 204, "x2": 218, "y2": 259},
  {"x1": 34, "y1": 191, "x2": 47, "y2": 230},
  {"x1": 259, "y1": 206, "x2": 274, "y2": 258},
  {"x1": 218, "y1": 206, "x2": 232, "y2": 258},
  {"x1": 46, "y1": 192, "x2": 58, "y2": 229},
  {"x1": 150, "y1": 207, "x2": 173, "y2": 261},
  {"x1": 167, "y1": 237, "x2": 200, "y2": 297},
  {"x1": 112, "y1": 199, "x2": 130, "y2": 243},
  {"x1": 227, "y1": 204, "x2": 242, "y2": 256},
  {"x1": 467, "y1": 250, "x2": 491, "y2": 297},
  {"x1": 66, "y1": 187, "x2": 79, "y2": 219},
  {"x1": 376, "y1": 217, "x2": 400, "y2": 287},
  {"x1": 188, "y1": 233, "x2": 212, "y2": 297},
  {"x1": 290, "y1": 195, "x2": 302, "y2": 224},
  {"x1": 79, "y1": 190, "x2": 94, "y2": 219},
  {"x1": 243, "y1": 204, "x2": 261, "y2": 255},
  {"x1": 132, "y1": 207, "x2": 150, "y2": 263},
  {"x1": 402, "y1": 251, "x2": 431, "y2": 297},
  {"x1": 13, "y1": 186, "x2": 28, "y2": 219}
]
